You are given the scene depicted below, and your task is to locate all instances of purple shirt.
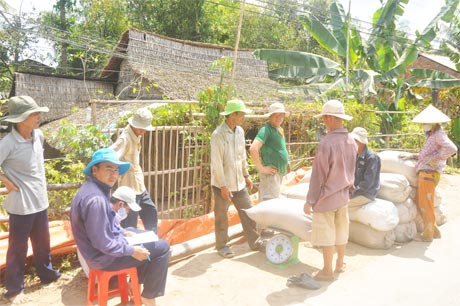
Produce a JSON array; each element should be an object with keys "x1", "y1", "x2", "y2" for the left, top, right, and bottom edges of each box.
[
  {"x1": 307, "y1": 128, "x2": 357, "y2": 213},
  {"x1": 416, "y1": 127, "x2": 457, "y2": 173},
  {"x1": 70, "y1": 176, "x2": 134, "y2": 270}
]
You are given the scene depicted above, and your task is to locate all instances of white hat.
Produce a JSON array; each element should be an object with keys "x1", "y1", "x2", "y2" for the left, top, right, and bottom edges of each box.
[
  {"x1": 112, "y1": 186, "x2": 141, "y2": 212},
  {"x1": 128, "y1": 108, "x2": 154, "y2": 131},
  {"x1": 265, "y1": 102, "x2": 289, "y2": 117},
  {"x1": 350, "y1": 127, "x2": 368, "y2": 144},
  {"x1": 314, "y1": 100, "x2": 352, "y2": 121},
  {"x1": 412, "y1": 104, "x2": 451, "y2": 124}
]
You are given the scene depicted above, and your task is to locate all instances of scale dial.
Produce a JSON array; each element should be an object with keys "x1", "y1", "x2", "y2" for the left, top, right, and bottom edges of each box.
[{"x1": 265, "y1": 233, "x2": 293, "y2": 264}]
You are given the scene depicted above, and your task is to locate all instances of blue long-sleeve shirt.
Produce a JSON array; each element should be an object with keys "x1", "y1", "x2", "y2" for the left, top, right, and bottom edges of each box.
[
  {"x1": 352, "y1": 146, "x2": 381, "y2": 200},
  {"x1": 70, "y1": 176, "x2": 134, "y2": 270}
]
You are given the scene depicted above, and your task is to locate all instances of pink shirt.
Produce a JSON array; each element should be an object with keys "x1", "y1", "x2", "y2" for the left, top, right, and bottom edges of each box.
[
  {"x1": 416, "y1": 128, "x2": 457, "y2": 173},
  {"x1": 306, "y1": 128, "x2": 357, "y2": 213}
]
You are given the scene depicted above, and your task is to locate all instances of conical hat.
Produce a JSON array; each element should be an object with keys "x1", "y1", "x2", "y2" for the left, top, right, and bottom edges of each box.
[{"x1": 412, "y1": 105, "x2": 451, "y2": 124}]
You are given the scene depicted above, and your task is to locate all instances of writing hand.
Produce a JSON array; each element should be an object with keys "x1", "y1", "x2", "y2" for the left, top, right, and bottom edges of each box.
[{"x1": 131, "y1": 245, "x2": 151, "y2": 261}]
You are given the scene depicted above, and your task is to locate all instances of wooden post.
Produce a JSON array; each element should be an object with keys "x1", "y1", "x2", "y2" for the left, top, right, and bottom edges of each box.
[{"x1": 90, "y1": 100, "x2": 97, "y2": 126}]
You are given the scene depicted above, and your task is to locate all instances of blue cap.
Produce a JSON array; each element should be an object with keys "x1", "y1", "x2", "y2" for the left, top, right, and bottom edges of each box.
[{"x1": 83, "y1": 148, "x2": 131, "y2": 176}]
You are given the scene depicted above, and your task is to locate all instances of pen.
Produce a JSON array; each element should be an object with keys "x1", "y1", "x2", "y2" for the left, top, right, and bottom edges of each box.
[{"x1": 140, "y1": 244, "x2": 151, "y2": 262}]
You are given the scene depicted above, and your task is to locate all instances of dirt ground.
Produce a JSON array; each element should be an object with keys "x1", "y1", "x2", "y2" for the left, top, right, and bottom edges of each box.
[{"x1": 1, "y1": 174, "x2": 460, "y2": 306}]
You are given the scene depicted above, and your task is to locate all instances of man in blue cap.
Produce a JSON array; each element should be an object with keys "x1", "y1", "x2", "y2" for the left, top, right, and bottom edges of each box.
[{"x1": 70, "y1": 148, "x2": 170, "y2": 306}]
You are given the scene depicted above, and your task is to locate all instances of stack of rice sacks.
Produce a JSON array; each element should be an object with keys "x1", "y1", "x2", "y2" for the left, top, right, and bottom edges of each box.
[
  {"x1": 348, "y1": 151, "x2": 415, "y2": 248},
  {"x1": 282, "y1": 154, "x2": 447, "y2": 249},
  {"x1": 347, "y1": 168, "x2": 401, "y2": 249},
  {"x1": 375, "y1": 151, "x2": 446, "y2": 244}
]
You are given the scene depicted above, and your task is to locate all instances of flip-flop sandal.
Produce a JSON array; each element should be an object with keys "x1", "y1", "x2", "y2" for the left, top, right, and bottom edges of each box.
[
  {"x1": 334, "y1": 263, "x2": 347, "y2": 273},
  {"x1": 287, "y1": 273, "x2": 321, "y2": 290},
  {"x1": 217, "y1": 247, "x2": 234, "y2": 258},
  {"x1": 4, "y1": 292, "x2": 33, "y2": 305},
  {"x1": 312, "y1": 271, "x2": 335, "y2": 282},
  {"x1": 414, "y1": 233, "x2": 433, "y2": 242}
]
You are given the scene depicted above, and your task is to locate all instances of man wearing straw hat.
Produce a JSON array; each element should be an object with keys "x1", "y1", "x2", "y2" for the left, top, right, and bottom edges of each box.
[
  {"x1": 110, "y1": 108, "x2": 159, "y2": 233},
  {"x1": 348, "y1": 127, "x2": 381, "y2": 208},
  {"x1": 304, "y1": 100, "x2": 357, "y2": 281},
  {"x1": 249, "y1": 102, "x2": 290, "y2": 201},
  {"x1": 0, "y1": 96, "x2": 62, "y2": 304},
  {"x1": 400, "y1": 105, "x2": 457, "y2": 242},
  {"x1": 211, "y1": 99, "x2": 264, "y2": 258}
]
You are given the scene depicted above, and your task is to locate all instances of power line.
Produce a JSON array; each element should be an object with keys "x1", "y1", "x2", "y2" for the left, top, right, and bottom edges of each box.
[{"x1": 0, "y1": 0, "x2": 454, "y2": 76}]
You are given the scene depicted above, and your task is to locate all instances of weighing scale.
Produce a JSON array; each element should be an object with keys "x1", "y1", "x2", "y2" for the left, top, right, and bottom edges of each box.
[{"x1": 265, "y1": 227, "x2": 300, "y2": 268}]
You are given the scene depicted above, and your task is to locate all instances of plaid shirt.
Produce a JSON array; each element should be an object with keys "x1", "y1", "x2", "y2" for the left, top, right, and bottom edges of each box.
[{"x1": 416, "y1": 127, "x2": 457, "y2": 173}]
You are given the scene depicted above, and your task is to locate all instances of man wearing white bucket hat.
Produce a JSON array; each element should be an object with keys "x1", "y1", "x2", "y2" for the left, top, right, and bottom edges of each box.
[
  {"x1": 304, "y1": 100, "x2": 357, "y2": 281},
  {"x1": 211, "y1": 99, "x2": 264, "y2": 258},
  {"x1": 349, "y1": 127, "x2": 381, "y2": 208},
  {"x1": 401, "y1": 105, "x2": 457, "y2": 242},
  {"x1": 0, "y1": 96, "x2": 63, "y2": 304},
  {"x1": 249, "y1": 102, "x2": 289, "y2": 201},
  {"x1": 110, "y1": 108, "x2": 158, "y2": 233}
]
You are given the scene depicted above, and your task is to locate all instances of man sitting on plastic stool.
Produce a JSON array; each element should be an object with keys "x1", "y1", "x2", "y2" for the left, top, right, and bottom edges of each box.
[{"x1": 70, "y1": 148, "x2": 170, "y2": 306}]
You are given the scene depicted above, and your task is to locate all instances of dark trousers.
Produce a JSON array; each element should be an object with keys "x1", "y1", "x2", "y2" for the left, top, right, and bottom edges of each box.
[
  {"x1": 212, "y1": 186, "x2": 260, "y2": 250},
  {"x1": 102, "y1": 238, "x2": 170, "y2": 299},
  {"x1": 4, "y1": 210, "x2": 60, "y2": 298},
  {"x1": 121, "y1": 190, "x2": 158, "y2": 233}
]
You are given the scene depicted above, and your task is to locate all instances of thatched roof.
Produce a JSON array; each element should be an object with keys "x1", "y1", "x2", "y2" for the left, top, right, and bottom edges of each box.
[{"x1": 100, "y1": 28, "x2": 284, "y2": 102}]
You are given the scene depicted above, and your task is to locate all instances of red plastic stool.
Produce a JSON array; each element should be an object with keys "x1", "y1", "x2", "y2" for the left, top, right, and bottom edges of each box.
[{"x1": 87, "y1": 267, "x2": 142, "y2": 306}]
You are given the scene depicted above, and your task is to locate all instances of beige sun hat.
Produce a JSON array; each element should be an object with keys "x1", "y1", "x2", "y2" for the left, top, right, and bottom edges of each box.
[
  {"x1": 350, "y1": 127, "x2": 368, "y2": 144},
  {"x1": 128, "y1": 108, "x2": 154, "y2": 131},
  {"x1": 412, "y1": 104, "x2": 451, "y2": 124},
  {"x1": 265, "y1": 102, "x2": 289, "y2": 117},
  {"x1": 314, "y1": 99, "x2": 352, "y2": 121},
  {"x1": 1, "y1": 96, "x2": 49, "y2": 123},
  {"x1": 112, "y1": 186, "x2": 141, "y2": 212}
]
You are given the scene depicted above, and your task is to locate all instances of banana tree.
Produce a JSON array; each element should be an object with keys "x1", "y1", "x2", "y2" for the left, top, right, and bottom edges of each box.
[{"x1": 253, "y1": 0, "x2": 460, "y2": 104}]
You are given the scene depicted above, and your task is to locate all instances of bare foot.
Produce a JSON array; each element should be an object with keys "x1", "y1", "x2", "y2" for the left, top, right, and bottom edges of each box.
[{"x1": 141, "y1": 296, "x2": 157, "y2": 306}]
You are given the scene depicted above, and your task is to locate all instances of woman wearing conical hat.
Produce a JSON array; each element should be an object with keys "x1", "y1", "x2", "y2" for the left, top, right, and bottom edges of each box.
[{"x1": 401, "y1": 105, "x2": 457, "y2": 242}]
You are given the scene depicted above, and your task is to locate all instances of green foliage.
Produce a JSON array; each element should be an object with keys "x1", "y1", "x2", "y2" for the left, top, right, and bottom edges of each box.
[
  {"x1": 116, "y1": 103, "x2": 197, "y2": 128},
  {"x1": 258, "y1": 0, "x2": 459, "y2": 106},
  {"x1": 44, "y1": 158, "x2": 84, "y2": 221},
  {"x1": 52, "y1": 120, "x2": 112, "y2": 164},
  {"x1": 41, "y1": 0, "x2": 128, "y2": 77},
  {"x1": 42, "y1": 120, "x2": 112, "y2": 221},
  {"x1": 0, "y1": 12, "x2": 41, "y2": 97},
  {"x1": 197, "y1": 56, "x2": 235, "y2": 133}
]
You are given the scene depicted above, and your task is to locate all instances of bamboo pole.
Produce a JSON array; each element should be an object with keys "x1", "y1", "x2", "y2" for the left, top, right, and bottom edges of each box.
[{"x1": 231, "y1": 0, "x2": 246, "y2": 81}]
